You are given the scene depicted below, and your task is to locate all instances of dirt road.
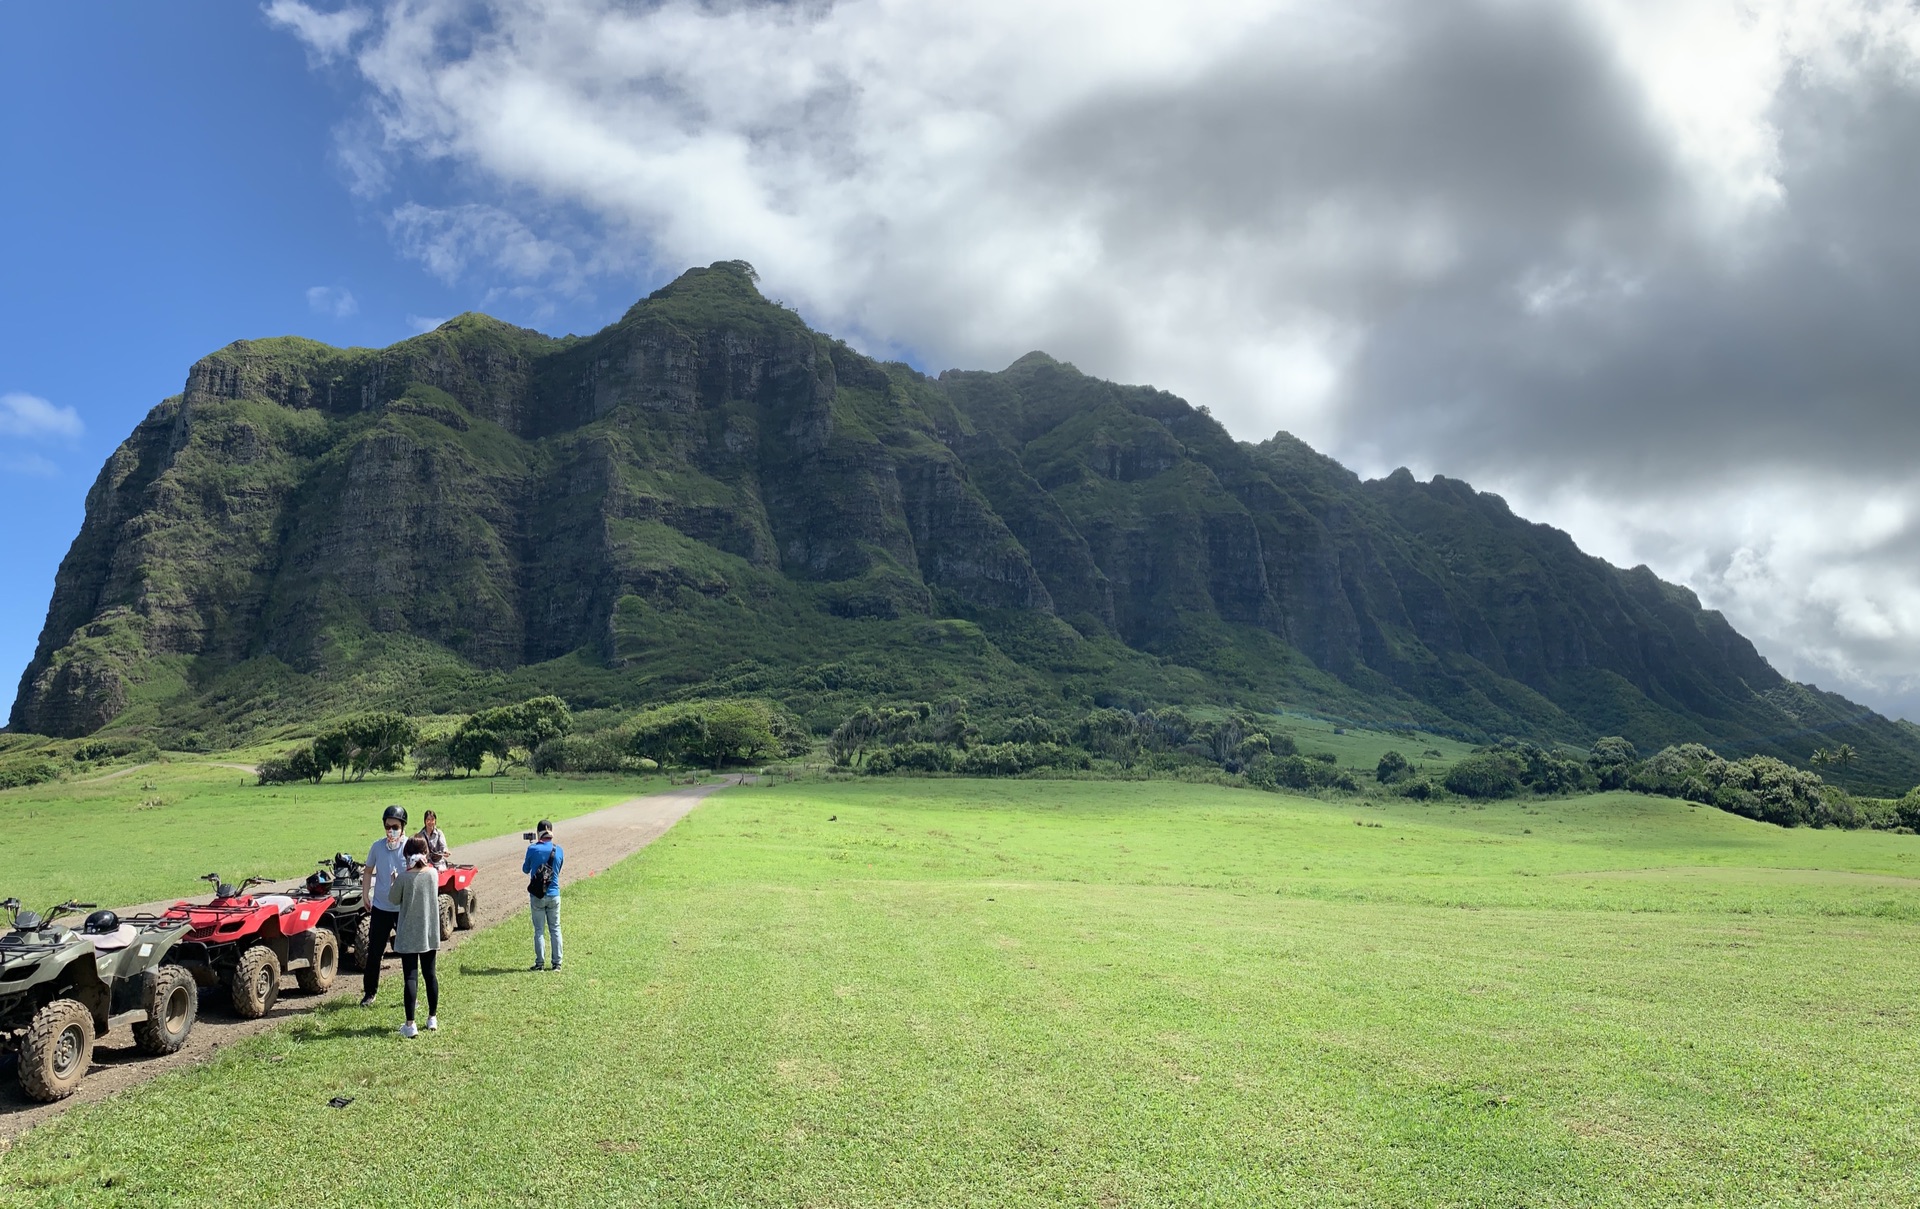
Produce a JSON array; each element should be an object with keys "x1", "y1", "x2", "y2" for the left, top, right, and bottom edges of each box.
[{"x1": 0, "y1": 778, "x2": 735, "y2": 1141}]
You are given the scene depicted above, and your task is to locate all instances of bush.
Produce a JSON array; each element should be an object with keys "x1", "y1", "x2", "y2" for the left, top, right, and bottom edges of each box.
[
  {"x1": 311, "y1": 712, "x2": 422, "y2": 782},
  {"x1": 1444, "y1": 751, "x2": 1523, "y2": 799},
  {"x1": 626, "y1": 698, "x2": 800, "y2": 768},
  {"x1": 0, "y1": 758, "x2": 60, "y2": 790},
  {"x1": 257, "y1": 745, "x2": 323, "y2": 785},
  {"x1": 531, "y1": 733, "x2": 638, "y2": 774},
  {"x1": 864, "y1": 742, "x2": 956, "y2": 775},
  {"x1": 1587, "y1": 736, "x2": 1638, "y2": 789},
  {"x1": 1376, "y1": 750, "x2": 1413, "y2": 784},
  {"x1": 68, "y1": 737, "x2": 155, "y2": 764},
  {"x1": 1627, "y1": 743, "x2": 1843, "y2": 827},
  {"x1": 1399, "y1": 777, "x2": 1434, "y2": 800},
  {"x1": 1247, "y1": 754, "x2": 1357, "y2": 793}
]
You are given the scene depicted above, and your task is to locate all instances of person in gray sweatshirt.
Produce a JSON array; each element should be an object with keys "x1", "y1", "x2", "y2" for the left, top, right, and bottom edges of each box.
[{"x1": 385, "y1": 837, "x2": 443, "y2": 1038}]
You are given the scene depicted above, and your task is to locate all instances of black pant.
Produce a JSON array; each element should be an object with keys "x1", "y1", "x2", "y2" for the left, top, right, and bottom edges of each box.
[
  {"x1": 362, "y1": 907, "x2": 398, "y2": 998},
  {"x1": 400, "y1": 951, "x2": 438, "y2": 1022}
]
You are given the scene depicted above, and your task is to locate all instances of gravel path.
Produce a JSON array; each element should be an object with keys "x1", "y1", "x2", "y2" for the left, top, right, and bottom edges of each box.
[{"x1": 0, "y1": 778, "x2": 736, "y2": 1141}]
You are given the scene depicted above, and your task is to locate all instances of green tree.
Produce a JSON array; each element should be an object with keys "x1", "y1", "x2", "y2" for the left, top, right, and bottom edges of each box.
[
  {"x1": 1587, "y1": 736, "x2": 1639, "y2": 790},
  {"x1": 464, "y1": 695, "x2": 574, "y2": 773},
  {"x1": 1444, "y1": 751, "x2": 1524, "y2": 799},
  {"x1": 1376, "y1": 750, "x2": 1413, "y2": 784}
]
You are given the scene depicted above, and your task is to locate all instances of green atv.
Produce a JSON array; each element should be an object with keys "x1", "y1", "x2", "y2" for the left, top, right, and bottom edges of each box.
[{"x1": 0, "y1": 898, "x2": 199, "y2": 1102}]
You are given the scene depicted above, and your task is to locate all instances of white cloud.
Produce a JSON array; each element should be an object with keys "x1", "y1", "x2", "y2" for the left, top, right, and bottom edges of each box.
[
  {"x1": 276, "y1": 0, "x2": 1920, "y2": 716},
  {"x1": 406, "y1": 313, "x2": 450, "y2": 333},
  {"x1": 391, "y1": 201, "x2": 612, "y2": 289},
  {"x1": 0, "y1": 392, "x2": 83, "y2": 441},
  {"x1": 305, "y1": 285, "x2": 359, "y2": 317},
  {"x1": 1499, "y1": 473, "x2": 1920, "y2": 719},
  {"x1": 261, "y1": 1, "x2": 370, "y2": 63}
]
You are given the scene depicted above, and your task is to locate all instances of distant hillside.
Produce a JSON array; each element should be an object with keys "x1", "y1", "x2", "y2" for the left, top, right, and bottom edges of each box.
[{"x1": 14, "y1": 261, "x2": 1919, "y2": 793}]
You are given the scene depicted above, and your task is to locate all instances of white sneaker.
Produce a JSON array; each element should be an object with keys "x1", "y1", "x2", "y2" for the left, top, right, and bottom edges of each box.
[
  {"x1": 426, "y1": 1015, "x2": 438, "y2": 1031},
  {"x1": 400, "y1": 1021, "x2": 418, "y2": 1039}
]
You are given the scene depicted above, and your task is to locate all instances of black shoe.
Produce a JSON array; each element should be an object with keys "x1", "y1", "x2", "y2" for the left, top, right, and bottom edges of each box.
[
  {"x1": 528, "y1": 963, "x2": 545, "y2": 971},
  {"x1": 551, "y1": 964, "x2": 562, "y2": 971},
  {"x1": 359, "y1": 996, "x2": 376, "y2": 1007}
]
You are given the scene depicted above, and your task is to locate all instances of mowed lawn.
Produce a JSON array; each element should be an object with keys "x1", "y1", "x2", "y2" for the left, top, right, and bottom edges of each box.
[
  {"x1": 0, "y1": 763, "x2": 664, "y2": 910},
  {"x1": 8, "y1": 779, "x2": 1920, "y2": 1206}
]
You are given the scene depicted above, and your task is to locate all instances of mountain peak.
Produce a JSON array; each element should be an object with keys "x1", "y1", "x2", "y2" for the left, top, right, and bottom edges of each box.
[{"x1": 14, "y1": 263, "x2": 1920, "y2": 793}]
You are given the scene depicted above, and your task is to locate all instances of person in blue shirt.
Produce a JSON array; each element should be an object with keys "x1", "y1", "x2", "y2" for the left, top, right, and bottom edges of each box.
[{"x1": 522, "y1": 820, "x2": 564, "y2": 971}]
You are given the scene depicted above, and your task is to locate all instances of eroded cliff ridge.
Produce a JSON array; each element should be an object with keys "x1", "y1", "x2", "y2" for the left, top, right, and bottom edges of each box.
[{"x1": 15, "y1": 261, "x2": 1918, "y2": 791}]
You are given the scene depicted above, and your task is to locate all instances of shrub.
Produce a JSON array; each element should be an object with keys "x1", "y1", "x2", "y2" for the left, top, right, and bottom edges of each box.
[
  {"x1": 1376, "y1": 750, "x2": 1413, "y2": 784},
  {"x1": 1247, "y1": 754, "x2": 1357, "y2": 793},
  {"x1": 864, "y1": 742, "x2": 956, "y2": 775},
  {"x1": 626, "y1": 698, "x2": 798, "y2": 768},
  {"x1": 1587, "y1": 736, "x2": 1639, "y2": 789},
  {"x1": 531, "y1": 733, "x2": 636, "y2": 774},
  {"x1": 0, "y1": 758, "x2": 60, "y2": 790},
  {"x1": 1444, "y1": 751, "x2": 1524, "y2": 799},
  {"x1": 257, "y1": 745, "x2": 323, "y2": 785},
  {"x1": 1399, "y1": 777, "x2": 1434, "y2": 800},
  {"x1": 1627, "y1": 743, "x2": 1843, "y2": 827},
  {"x1": 311, "y1": 712, "x2": 422, "y2": 782}
]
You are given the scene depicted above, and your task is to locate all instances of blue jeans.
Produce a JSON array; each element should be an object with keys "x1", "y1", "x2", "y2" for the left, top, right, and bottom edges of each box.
[{"x1": 530, "y1": 895, "x2": 562, "y2": 967}]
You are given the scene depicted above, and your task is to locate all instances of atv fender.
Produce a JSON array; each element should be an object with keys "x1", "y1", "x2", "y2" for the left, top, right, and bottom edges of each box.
[
  {"x1": 285, "y1": 929, "x2": 321, "y2": 973},
  {"x1": 51, "y1": 953, "x2": 111, "y2": 1034}
]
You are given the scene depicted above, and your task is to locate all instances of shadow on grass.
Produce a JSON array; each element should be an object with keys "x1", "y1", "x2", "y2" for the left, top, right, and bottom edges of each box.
[{"x1": 459, "y1": 965, "x2": 536, "y2": 977}]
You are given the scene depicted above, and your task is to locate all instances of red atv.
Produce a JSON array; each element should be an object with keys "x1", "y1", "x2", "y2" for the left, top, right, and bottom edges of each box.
[
  {"x1": 437, "y1": 864, "x2": 480, "y2": 938},
  {"x1": 163, "y1": 874, "x2": 339, "y2": 1018}
]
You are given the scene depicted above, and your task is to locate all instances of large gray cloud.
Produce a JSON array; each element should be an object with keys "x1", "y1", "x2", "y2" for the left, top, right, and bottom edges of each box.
[{"x1": 269, "y1": 0, "x2": 1920, "y2": 717}]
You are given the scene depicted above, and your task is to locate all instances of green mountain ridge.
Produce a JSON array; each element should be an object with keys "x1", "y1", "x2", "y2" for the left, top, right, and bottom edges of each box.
[{"x1": 13, "y1": 260, "x2": 1919, "y2": 793}]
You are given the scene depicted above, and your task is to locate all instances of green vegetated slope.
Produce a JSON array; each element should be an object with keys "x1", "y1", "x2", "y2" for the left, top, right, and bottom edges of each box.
[
  {"x1": 0, "y1": 762, "x2": 660, "y2": 909},
  {"x1": 13, "y1": 260, "x2": 1918, "y2": 792},
  {"x1": 9, "y1": 779, "x2": 1920, "y2": 1206}
]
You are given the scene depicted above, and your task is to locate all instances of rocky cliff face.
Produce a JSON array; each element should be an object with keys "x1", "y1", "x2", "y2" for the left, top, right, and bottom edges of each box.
[{"x1": 14, "y1": 261, "x2": 1918, "y2": 791}]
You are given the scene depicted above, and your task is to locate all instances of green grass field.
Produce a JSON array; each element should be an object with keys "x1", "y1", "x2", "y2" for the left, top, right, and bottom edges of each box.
[
  {"x1": 0, "y1": 762, "x2": 665, "y2": 910},
  {"x1": 7, "y1": 778, "x2": 1920, "y2": 1205},
  {"x1": 1269, "y1": 710, "x2": 1483, "y2": 773}
]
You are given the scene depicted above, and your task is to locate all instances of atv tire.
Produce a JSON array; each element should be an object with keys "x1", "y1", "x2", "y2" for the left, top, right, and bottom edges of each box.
[
  {"x1": 297, "y1": 928, "x2": 339, "y2": 994},
  {"x1": 455, "y1": 888, "x2": 477, "y2": 931},
  {"x1": 438, "y1": 894, "x2": 456, "y2": 947},
  {"x1": 347, "y1": 912, "x2": 373, "y2": 972},
  {"x1": 231, "y1": 945, "x2": 281, "y2": 1018},
  {"x1": 133, "y1": 965, "x2": 198, "y2": 1055},
  {"x1": 20, "y1": 998, "x2": 93, "y2": 1102}
]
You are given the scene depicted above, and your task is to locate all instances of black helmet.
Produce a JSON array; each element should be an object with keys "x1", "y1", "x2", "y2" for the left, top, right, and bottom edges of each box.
[
  {"x1": 382, "y1": 804, "x2": 408, "y2": 827},
  {"x1": 305, "y1": 869, "x2": 333, "y2": 897},
  {"x1": 83, "y1": 909, "x2": 120, "y2": 935}
]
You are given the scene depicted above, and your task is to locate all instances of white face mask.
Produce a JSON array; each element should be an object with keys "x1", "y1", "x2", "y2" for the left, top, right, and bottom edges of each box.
[{"x1": 385, "y1": 830, "x2": 404, "y2": 850}]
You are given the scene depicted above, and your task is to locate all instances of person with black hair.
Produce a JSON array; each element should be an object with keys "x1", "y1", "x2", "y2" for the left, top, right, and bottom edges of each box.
[
  {"x1": 386, "y1": 836, "x2": 443, "y2": 1037},
  {"x1": 359, "y1": 804, "x2": 410, "y2": 1006},
  {"x1": 522, "y1": 819, "x2": 565, "y2": 971}
]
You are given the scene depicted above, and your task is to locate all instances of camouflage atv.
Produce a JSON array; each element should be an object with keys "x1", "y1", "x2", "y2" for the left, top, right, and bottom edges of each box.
[
  {"x1": 0, "y1": 898, "x2": 199, "y2": 1102},
  {"x1": 323, "y1": 853, "x2": 478, "y2": 971},
  {"x1": 306, "y1": 854, "x2": 371, "y2": 971}
]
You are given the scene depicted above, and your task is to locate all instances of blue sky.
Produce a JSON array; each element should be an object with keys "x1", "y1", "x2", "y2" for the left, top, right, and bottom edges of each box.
[{"x1": 0, "y1": 4, "x2": 659, "y2": 704}]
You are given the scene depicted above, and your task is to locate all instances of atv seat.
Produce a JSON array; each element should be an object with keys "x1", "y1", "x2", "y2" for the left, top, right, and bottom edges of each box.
[
  {"x1": 90, "y1": 924, "x2": 139, "y2": 952},
  {"x1": 255, "y1": 895, "x2": 297, "y2": 913}
]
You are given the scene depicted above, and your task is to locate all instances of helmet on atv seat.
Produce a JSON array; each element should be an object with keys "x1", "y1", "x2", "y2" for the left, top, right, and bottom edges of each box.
[
  {"x1": 305, "y1": 869, "x2": 333, "y2": 896},
  {"x1": 382, "y1": 804, "x2": 408, "y2": 827},
  {"x1": 83, "y1": 909, "x2": 120, "y2": 935}
]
